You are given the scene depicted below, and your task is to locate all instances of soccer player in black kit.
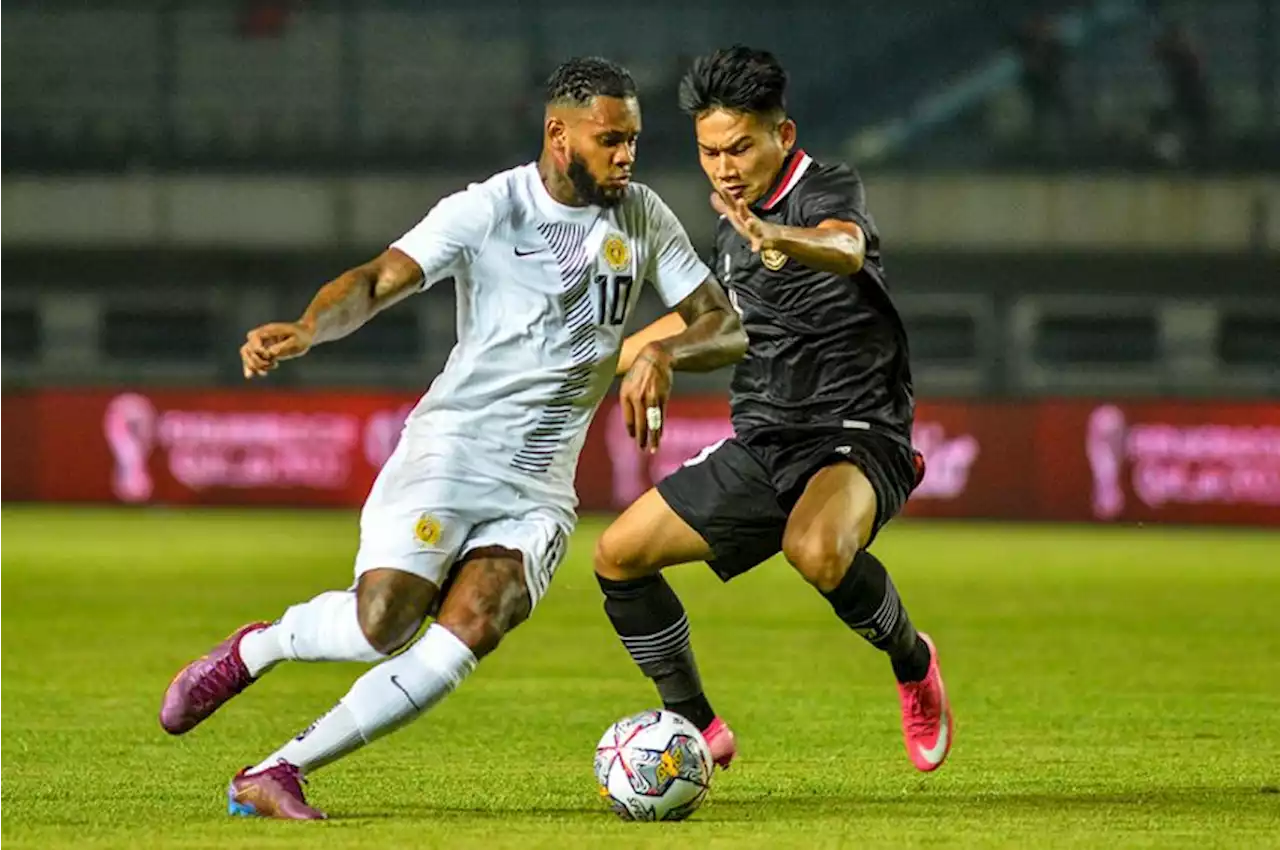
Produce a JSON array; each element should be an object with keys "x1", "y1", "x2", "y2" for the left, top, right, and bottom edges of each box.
[{"x1": 596, "y1": 46, "x2": 954, "y2": 773}]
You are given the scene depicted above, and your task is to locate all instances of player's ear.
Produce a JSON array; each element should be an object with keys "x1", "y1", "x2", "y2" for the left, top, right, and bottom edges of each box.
[
  {"x1": 545, "y1": 114, "x2": 570, "y2": 164},
  {"x1": 778, "y1": 117, "x2": 797, "y2": 152}
]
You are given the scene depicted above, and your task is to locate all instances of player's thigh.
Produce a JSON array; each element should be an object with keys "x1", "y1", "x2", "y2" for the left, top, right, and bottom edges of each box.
[
  {"x1": 433, "y1": 546, "x2": 532, "y2": 659},
  {"x1": 782, "y1": 462, "x2": 878, "y2": 591},
  {"x1": 353, "y1": 457, "x2": 496, "y2": 641},
  {"x1": 355, "y1": 493, "x2": 473, "y2": 588},
  {"x1": 355, "y1": 442, "x2": 527, "y2": 586},
  {"x1": 650, "y1": 437, "x2": 789, "y2": 582},
  {"x1": 594, "y1": 486, "x2": 715, "y2": 581},
  {"x1": 446, "y1": 509, "x2": 573, "y2": 625},
  {"x1": 353, "y1": 496, "x2": 472, "y2": 651},
  {"x1": 433, "y1": 509, "x2": 574, "y2": 658}
]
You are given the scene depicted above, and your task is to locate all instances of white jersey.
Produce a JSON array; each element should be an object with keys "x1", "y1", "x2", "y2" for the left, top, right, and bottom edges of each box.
[{"x1": 389, "y1": 163, "x2": 709, "y2": 513}]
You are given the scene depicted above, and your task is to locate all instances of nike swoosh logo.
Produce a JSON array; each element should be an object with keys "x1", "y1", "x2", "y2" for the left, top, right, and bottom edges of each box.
[
  {"x1": 389, "y1": 674, "x2": 421, "y2": 711},
  {"x1": 917, "y1": 706, "x2": 951, "y2": 766},
  {"x1": 513, "y1": 247, "x2": 544, "y2": 257}
]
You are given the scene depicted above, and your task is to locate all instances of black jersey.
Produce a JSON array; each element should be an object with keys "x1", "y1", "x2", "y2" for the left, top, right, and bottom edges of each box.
[{"x1": 715, "y1": 149, "x2": 914, "y2": 443}]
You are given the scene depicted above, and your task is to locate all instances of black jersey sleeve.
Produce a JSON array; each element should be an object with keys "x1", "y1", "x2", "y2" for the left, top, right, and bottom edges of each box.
[{"x1": 795, "y1": 165, "x2": 875, "y2": 239}]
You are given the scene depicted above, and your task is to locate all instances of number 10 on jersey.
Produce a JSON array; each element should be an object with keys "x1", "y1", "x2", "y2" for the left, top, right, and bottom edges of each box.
[{"x1": 595, "y1": 274, "x2": 633, "y2": 327}]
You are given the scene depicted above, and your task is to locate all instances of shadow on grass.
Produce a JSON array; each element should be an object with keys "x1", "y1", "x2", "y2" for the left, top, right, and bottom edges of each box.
[
  {"x1": 333, "y1": 785, "x2": 1277, "y2": 823},
  {"x1": 695, "y1": 786, "x2": 1277, "y2": 822}
]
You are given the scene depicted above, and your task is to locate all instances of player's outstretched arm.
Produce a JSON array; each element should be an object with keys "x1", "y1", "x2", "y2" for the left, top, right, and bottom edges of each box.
[
  {"x1": 712, "y1": 190, "x2": 866, "y2": 276},
  {"x1": 296, "y1": 248, "x2": 424, "y2": 345},
  {"x1": 761, "y1": 218, "x2": 865, "y2": 276},
  {"x1": 239, "y1": 248, "x2": 423, "y2": 379}
]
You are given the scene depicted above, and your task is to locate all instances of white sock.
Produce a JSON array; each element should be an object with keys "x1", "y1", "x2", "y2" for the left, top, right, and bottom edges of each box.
[
  {"x1": 239, "y1": 590, "x2": 385, "y2": 677},
  {"x1": 247, "y1": 624, "x2": 478, "y2": 776}
]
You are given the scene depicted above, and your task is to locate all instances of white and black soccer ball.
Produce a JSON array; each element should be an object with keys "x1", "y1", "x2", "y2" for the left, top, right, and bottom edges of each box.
[{"x1": 594, "y1": 709, "x2": 714, "y2": 822}]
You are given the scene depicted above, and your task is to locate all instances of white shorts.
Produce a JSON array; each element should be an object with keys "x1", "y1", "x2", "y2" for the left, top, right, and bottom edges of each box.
[{"x1": 353, "y1": 437, "x2": 574, "y2": 609}]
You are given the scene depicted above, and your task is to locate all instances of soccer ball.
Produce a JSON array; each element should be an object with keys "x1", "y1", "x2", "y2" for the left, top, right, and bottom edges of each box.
[{"x1": 594, "y1": 709, "x2": 714, "y2": 822}]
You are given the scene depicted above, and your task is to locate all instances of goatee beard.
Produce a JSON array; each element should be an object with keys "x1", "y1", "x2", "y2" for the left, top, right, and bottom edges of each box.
[{"x1": 567, "y1": 154, "x2": 625, "y2": 208}]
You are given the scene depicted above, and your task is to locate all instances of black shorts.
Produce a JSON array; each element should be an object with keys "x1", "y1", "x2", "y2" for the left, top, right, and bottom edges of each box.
[{"x1": 656, "y1": 427, "x2": 923, "y2": 582}]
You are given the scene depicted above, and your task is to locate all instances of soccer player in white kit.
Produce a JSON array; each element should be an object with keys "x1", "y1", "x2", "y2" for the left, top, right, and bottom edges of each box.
[{"x1": 158, "y1": 57, "x2": 746, "y2": 820}]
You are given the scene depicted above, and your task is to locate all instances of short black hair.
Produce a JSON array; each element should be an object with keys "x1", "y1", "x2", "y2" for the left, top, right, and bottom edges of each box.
[
  {"x1": 545, "y1": 57, "x2": 637, "y2": 106},
  {"x1": 678, "y1": 45, "x2": 788, "y2": 118}
]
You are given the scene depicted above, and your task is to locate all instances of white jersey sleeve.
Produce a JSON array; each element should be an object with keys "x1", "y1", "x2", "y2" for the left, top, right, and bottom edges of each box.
[
  {"x1": 390, "y1": 185, "x2": 498, "y2": 291},
  {"x1": 641, "y1": 188, "x2": 710, "y2": 308}
]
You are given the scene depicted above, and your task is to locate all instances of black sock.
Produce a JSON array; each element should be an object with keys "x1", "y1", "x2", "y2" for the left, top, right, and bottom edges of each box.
[
  {"x1": 822, "y1": 550, "x2": 931, "y2": 684},
  {"x1": 664, "y1": 695, "x2": 716, "y2": 731},
  {"x1": 596, "y1": 572, "x2": 716, "y2": 729}
]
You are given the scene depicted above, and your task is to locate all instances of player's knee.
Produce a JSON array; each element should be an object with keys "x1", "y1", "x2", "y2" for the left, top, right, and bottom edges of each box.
[
  {"x1": 356, "y1": 569, "x2": 435, "y2": 655},
  {"x1": 782, "y1": 528, "x2": 858, "y2": 593},
  {"x1": 436, "y1": 557, "x2": 530, "y2": 659},
  {"x1": 593, "y1": 530, "x2": 650, "y2": 581}
]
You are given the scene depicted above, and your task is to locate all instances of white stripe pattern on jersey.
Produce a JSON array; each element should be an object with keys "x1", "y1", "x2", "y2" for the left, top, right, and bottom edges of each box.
[
  {"x1": 526, "y1": 525, "x2": 569, "y2": 602},
  {"x1": 511, "y1": 222, "x2": 596, "y2": 475}
]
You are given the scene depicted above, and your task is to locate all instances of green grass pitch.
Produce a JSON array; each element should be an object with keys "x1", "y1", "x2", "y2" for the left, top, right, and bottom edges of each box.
[{"x1": 3, "y1": 506, "x2": 1278, "y2": 848}]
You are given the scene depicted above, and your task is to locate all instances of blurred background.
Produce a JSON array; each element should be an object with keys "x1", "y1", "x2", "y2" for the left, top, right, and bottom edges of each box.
[
  {"x1": 3, "y1": 0, "x2": 1278, "y2": 523},
  {"x1": 6, "y1": 7, "x2": 1280, "y2": 844}
]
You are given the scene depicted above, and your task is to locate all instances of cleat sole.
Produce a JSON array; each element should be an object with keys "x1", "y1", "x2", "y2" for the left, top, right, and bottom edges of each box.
[{"x1": 227, "y1": 786, "x2": 257, "y2": 817}]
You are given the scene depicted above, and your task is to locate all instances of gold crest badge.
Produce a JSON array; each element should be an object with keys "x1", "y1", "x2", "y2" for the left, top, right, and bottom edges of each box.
[
  {"x1": 761, "y1": 248, "x2": 787, "y2": 271},
  {"x1": 414, "y1": 513, "x2": 442, "y2": 547},
  {"x1": 603, "y1": 234, "x2": 629, "y2": 272}
]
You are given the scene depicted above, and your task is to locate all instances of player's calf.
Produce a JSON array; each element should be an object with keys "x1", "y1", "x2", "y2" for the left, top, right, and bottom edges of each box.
[
  {"x1": 809, "y1": 548, "x2": 952, "y2": 770},
  {"x1": 231, "y1": 549, "x2": 533, "y2": 790},
  {"x1": 595, "y1": 490, "x2": 733, "y2": 764},
  {"x1": 819, "y1": 549, "x2": 932, "y2": 684},
  {"x1": 596, "y1": 572, "x2": 719, "y2": 737}
]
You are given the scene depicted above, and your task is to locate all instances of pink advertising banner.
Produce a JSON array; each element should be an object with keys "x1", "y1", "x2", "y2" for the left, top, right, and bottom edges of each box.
[{"x1": 4, "y1": 390, "x2": 1277, "y2": 525}]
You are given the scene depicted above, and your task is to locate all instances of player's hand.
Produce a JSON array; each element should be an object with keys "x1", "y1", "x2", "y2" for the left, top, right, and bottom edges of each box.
[
  {"x1": 240, "y1": 321, "x2": 315, "y2": 379},
  {"x1": 620, "y1": 342, "x2": 674, "y2": 454},
  {"x1": 711, "y1": 190, "x2": 779, "y2": 253}
]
